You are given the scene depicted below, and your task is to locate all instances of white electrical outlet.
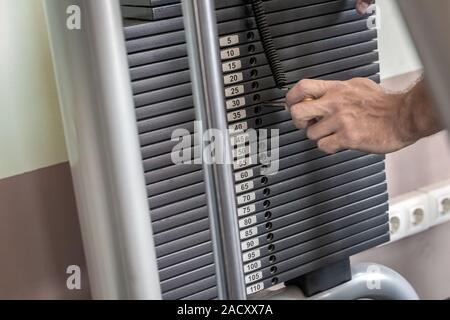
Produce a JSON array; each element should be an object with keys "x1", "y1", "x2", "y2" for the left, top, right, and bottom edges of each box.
[
  {"x1": 389, "y1": 191, "x2": 431, "y2": 241},
  {"x1": 420, "y1": 179, "x2": 450, "y2": 226},
  {"x1": 385, "y1": 181, "x2": 450, "y2": 245},
  {"x1": 388, "y1": 202, "x2": 408, "y2": 242}
]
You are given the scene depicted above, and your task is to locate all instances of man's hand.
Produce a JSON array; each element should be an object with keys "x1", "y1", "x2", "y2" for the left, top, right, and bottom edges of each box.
[
  {"x1": 356, "y1": 0, "x2": 374, "y2": 14},
  {"x1": 286, "y1": 77, "x2": 443, "y2": 155}
]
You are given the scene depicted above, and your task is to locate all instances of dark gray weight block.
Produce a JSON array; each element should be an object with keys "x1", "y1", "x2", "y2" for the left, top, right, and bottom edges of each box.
[
  {"x1": 239, "y1": 170, "x2": 386, "y2": 215},
  {"x1": 248, "y1": 224, "x2": 389, "y2": 291},
  {"x1": 127, "y1": 19, "x2": 371, "y2": 68},
  {"x1": 162, "y1": 275, "x2": 217, "y2": 300},
  {"x1": 149, "y1": 155, "x2": 383, "y2": 237},
  {"x1": 245, "y1": 204, "x2": 388, "y2": 263},
  {"x1": 182, "y1": 286, "x2": 218, "y2": 300},
  {"x1": 132, "y1": 37, "x2": 377, "y2": 93},
  {"x1": 157, "y1": 241, "x2": 212, "y2": 269},
  {"x1": 159, "y1": 252, "x2": 213, "y2": 281},
  {"x1": 236, "y1": 161, "x2": 385, "y2": 210},
  {"x1": 243, "y1": 193, "x2": 388, "y2": 254},
  {"x1": 156, "y1": 228, "x2": 210, "y2": 257},
  {"x1": 160, "y1": 263, "x2": 216, "y2": 292},
  {"x1": 154, "y1": 188, "x2": 387, "y2": 277}
]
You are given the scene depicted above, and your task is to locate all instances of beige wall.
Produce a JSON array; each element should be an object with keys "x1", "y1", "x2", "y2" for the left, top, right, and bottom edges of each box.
[{"x1": 0, "y1": 163, "x2": 90, "y2": 299}]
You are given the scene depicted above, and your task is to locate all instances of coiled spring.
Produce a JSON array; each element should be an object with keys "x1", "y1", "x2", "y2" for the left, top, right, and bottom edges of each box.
[{"x1": 250, "y1": 0, "x2": 287, "y2": 89}]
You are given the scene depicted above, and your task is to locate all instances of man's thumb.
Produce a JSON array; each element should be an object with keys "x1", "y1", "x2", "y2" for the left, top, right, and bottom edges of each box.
[{"x1": 356, "y1": 0, "x2": 373, "y2": 14}]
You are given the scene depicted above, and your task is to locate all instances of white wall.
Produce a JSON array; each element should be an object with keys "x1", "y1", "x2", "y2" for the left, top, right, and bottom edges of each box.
[
  {"x1": 377, "y1": 0, "x2": 422, "y2": 79},
  {"x1": 0, "y1": 0, "x2": 67, "y2": 179}
]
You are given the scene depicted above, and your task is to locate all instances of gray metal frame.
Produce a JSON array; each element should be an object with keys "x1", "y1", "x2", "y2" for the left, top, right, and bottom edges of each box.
[
  {"x1": 181, "y1": 0, "x2": 247, "y2": 300},
  {"x1": 43, "y1": 0, "x2": 420, "y2": 301},
  {"x1": 44, "y1": 0, "x2": 162, "y2": 299}
]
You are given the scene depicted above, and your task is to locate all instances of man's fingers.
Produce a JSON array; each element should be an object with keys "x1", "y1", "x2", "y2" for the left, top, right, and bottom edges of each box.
[
  {"x1": 286, "y1": 79, "x2": 339, "y2": 107},
  {"x1": 292, "y1": 119, "x2": 309, "y2": 130},
  {"x1": 306, "y1": 117, "x2": 339, "y2": 141},
  {"x1": 356, "y1": 0, "x2": 373, "y2": 14},
  {"x1": 289, "y1": 98, "x2": 332, "y2": 125},
  {"x1": 317, "y1": 134, "x2": 343, "y2": 154}
]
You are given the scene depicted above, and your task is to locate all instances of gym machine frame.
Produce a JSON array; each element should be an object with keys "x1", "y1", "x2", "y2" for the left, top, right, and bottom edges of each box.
[{"x1": 44, "y1": 0, "x2": 418, "y2": 300}]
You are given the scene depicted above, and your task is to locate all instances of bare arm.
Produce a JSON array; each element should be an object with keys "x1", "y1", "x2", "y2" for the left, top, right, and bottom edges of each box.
[{"x1": 285, "y1": 77, "x2": 443, "y2": 154}]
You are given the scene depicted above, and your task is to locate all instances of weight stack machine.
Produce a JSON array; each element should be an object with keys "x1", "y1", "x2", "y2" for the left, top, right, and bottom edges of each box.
[{"x1": 45, "y1": 0, "x2": 417, "y2": 300}]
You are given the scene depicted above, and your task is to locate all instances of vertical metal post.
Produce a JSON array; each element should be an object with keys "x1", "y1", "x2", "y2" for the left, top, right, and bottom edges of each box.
[
  {"x1": 181, "y1": 0, "x2": 247, "y2": 300},
  {"x1": 44, "y1": 0, "x2": 162, "y2": 299}
]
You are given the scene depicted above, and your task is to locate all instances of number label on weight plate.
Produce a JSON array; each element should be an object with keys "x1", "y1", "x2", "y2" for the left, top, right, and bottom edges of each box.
[
  {"x1": 239, "y1": 215, "x2": 257, "y2": 229},
  {"x1": 246, "y1": 282, "x2": 265, "y2": 295},
  {"x1": 243, "y1": 260, "x2": 262, "y2": 273},
  {"x1": 219, "y1": 35, "x2": 240, "y2": 47},
  {"x1": 241, "y1": 238, "x2": 260, "y2": 252},
  {"x1": 226, "y1": 97, "x2": 246, "y2": 110},
  {"x1": 227, "y1": 109, "x2": 246, "y2": 122},
  {"x1": 231, "y1": 133, "x2": 249, "y2": 146},
  {"x1": 235, "y1": 169, "x2": 254, "y2": 183},
  {"x1": 245, "y1": 271, "x2": 263, "y2": 284},
  {"x1": 221, "y1": 47, "x2": 241, "y2": 60},
  {"x1": 242, "y1": 247, "x2": 260, "y2": 262},
  {"x1": 229, "y1": 121, "x2": 248, "y2": 134},
  {"x1": 233, "y1": 145, "x2": 250, "y2": 158},
  {"x1": 238, "y1": 204, "x2": 256, "y2": 217},
  {"x1": 222, "y1": 59, "x2": 242, "y2": 73},
  {"x1": 224, "y1": 72, "x2": 243, "y2": 85},
  {"x1": 234, "y1": 156, "x2": 255, "y2": 170},
  {"x1": 236, "y1": 180, "x2": 254, "y2": 194},
  {"x1": 225, "y1": 85, "x2": 244, "y2": 98},
  {"x1": 240, "y1": 226, "x2": 258, "y2": 241},
  {"x1": 238, "y1": 192, "x2": 255, "y2": 205}
]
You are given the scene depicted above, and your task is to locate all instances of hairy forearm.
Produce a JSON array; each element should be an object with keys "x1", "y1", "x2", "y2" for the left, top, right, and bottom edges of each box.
[
  {"x1": 286, "y1": 75, "x2": 443, "y2": 155},
  {"x1": 399, "y1": 77, "x2": 443, "y2": 146}
]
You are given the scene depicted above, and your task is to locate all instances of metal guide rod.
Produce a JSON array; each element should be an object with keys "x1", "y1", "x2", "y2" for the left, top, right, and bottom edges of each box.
[
  {"x1": 44, "y1": 0, "x2": 162, "y2": 299},
  {"x1": 181, "y1": 0, "x2": 247, "y2": 300}
]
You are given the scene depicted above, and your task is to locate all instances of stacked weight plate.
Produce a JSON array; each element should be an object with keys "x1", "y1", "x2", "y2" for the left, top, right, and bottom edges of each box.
[{"x1": 121, "y1": 0, "x2": 389, "y2": 300}]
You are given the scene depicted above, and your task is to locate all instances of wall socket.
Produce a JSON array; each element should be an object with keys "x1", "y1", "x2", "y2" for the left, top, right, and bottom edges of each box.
[
  {"x1": 389, "y1": 191, "x2": 431, "y2": 242},
  {"x1": 420, "y1": 180, "x2": 450, "y2": 226},
  {"x1": 388, "y1": 180, "x2": 450, "y2": 243}
]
